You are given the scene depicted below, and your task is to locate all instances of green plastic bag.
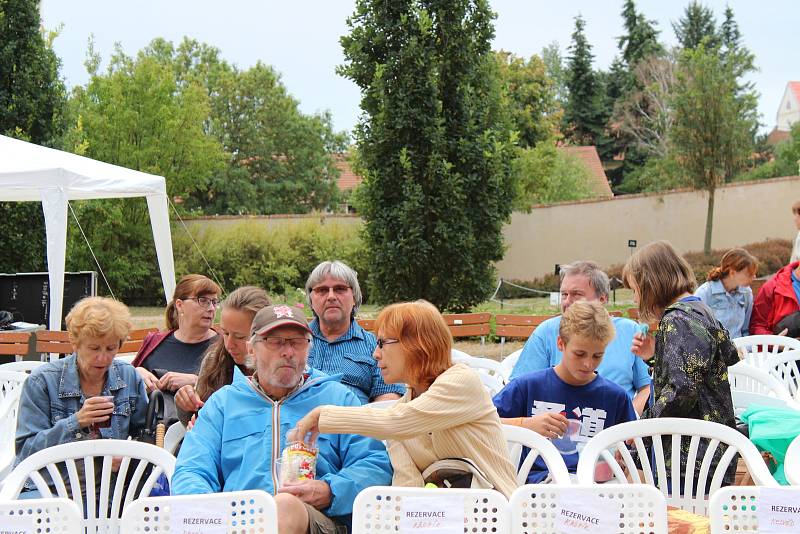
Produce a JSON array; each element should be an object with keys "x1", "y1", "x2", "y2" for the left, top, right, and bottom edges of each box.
[{"x1": 741, "y1": 404, "x2": 800, "y2": 485}]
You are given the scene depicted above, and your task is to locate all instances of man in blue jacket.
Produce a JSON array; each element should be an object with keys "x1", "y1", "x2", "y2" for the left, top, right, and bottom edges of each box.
[{"x1": 172, "y1": 304, "x2": 392, "y2": 534}]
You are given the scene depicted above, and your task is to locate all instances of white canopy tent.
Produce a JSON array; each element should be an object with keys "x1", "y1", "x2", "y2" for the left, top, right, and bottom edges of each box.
[{"x1": 0, "y1": 135, "x2": 176, "y2": 330}]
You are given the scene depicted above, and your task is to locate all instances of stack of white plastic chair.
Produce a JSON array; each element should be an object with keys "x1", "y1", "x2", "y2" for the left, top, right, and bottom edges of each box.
[
  {"x1": 765, "y1": 349, "x2": 800, "y2": 400},
  {"x1": 576, "y1": 418, "x2": 778, "y2": 515},
  {"x1": 120, "y1": 490, "x2": 278, "y2": 533},
  {"x1": 0, "y1": 439, "x2": 176, "y2": 533},
  {"x1": 728, "y1": 360, "x2": 799, "y2": 417},
  {"x1": 510, "y1": 484, "x2": 668, "y2": 534},
  {"x1": 0, "y1": 360, "x2": 45, "y2": 374},
  {"x1": 733, "y1": 335, "x2": 800, "y2": 368}
]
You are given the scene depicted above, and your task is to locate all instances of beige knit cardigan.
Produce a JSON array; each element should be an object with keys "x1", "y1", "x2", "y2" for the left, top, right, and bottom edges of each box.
[{"x1": 318, "y1": 363, "x2": 518, "y2": 498}]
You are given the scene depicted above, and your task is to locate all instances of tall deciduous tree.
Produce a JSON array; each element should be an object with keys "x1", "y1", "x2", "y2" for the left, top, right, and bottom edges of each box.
[
  {"x1": 540, "y1": 42, "x2": 568, "y2": 106},
  {"x1": 341, "y1": 0, "x2": 515, "y2": 311},
  {"x1": 563, "y1": 15, "x2": 604, "y2": 146},
  {"x1": 673, "y1": 1, "x2": 719, "y2": 50},
  {"x1": 670, "y1": 44, "x2": 757, "y2": 254}
]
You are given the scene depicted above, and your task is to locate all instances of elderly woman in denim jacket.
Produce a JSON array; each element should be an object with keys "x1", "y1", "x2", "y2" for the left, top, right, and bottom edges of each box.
[{"x1": 15, "y1": 297, "x2": 148, "y2": 465}]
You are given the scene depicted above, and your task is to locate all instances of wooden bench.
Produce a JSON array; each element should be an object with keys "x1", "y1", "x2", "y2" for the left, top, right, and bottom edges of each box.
[
  {"x1": 357, "y1": 319, "x2": 376, "y2": 333},
  {"x1": 119, "y1": 328, "x2": 159, "y2": 354},
  {"x1": 495, "y1": 314, "x2": 555, "y2": 356},
  {"x1": 37, "y1": 328, "x2": 160, "y2": 360},
  {"x1": 443, "y1": 312, "x2": 492, "y2": 345},
  {"x1": 0, "y1": 332, "x2": 32, "y2": 361}
]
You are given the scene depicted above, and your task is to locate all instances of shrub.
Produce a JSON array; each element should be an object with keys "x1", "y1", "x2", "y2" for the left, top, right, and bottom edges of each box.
[{"x1": 172, "y1": 219, "x2": 369, "y2": 302}]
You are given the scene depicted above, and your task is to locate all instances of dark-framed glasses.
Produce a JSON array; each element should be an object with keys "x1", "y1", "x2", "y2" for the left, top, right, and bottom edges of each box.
[
  {"x1": 184, "y1": 296, "x2": 220, "y2": 308},
  {"x1": 311, "y1": 284, "x2": 351, "y2": 297},
  {"x1": 376, "y1": 338, "x2": 399, "y2": 349},
  {"x1": 262, "y1": 336, "x2": 311, "y2": 350}
]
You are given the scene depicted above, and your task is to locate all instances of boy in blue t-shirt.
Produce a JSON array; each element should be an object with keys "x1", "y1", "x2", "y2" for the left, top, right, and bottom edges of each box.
[{"x1": 493, "y1": 300, "x2": 636, "y2": 482}]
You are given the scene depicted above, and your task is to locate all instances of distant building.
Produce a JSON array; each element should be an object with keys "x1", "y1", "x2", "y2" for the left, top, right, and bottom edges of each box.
[
  {"x1": 557, "y1": 146, "x2": 614, "y2": 199},
  {"x1": 767, "y1": 81, "x2": 800, "y2": 145}
]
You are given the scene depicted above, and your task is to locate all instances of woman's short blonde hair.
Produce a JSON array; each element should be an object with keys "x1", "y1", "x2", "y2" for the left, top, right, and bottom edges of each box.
[
  {"x1": 623, "y1": 240, "x2": 696, "y2": 322},
  {"x1": 374, "y1": 300, "x2": 452, "y2": 388},
  {"x1": 559, "y1": 300, "x2": 615, "y2": 346},
  {"x1": 65, "y1": 297, "x2": 133, "y2": 345}
]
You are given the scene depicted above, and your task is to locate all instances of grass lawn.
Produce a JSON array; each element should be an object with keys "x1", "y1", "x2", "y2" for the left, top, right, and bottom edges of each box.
[{"x1": 129, "y1": 288, "x2": 638, "y2": 361}]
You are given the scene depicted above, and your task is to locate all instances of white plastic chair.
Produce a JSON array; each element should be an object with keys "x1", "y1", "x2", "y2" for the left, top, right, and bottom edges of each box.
[
  {"x1": 728, "y1": 361, "x2": 799, "y2": 417},
  {"x1": 765, "y1": 349, "x2": 800, "y2": 399},
  {"x1": 502, "y1": 424, "x2": 571, "y2": 485},
  {"x1": 500, "y1": 348, "x2": 522, "y2": 381},
  {"x1": 0, "y1": 360, "x2": 45, "y2": 374},
  {"x1": 0, "y1": 439, "x2": 176, "y2": 533},
  {"x1": 786, "y1": 433, "x2": 800, "y2": 485},
  {"x1": 733, "y1": 335, "x2": 800, "y2": 368},
  {"x1": 451, "y1": 348, "x2": 473, "y2": 361},
  {"x1": 575, "y1": 418, "x2": 778, "y2": 515},
  {"x1": 369, "y1": 399, "x2": 398, "y2": 409},
  {"x1": 120, "y1": 490, "x2": 278, "y2": 533},
  {"x1": 352, "y1": 486, "x2": 509, "y2": 534},
  {"x1": 0, "y1": 497, "x2": 83, "y2": 534},
  {"x1": 114, "y1": 353, "x2": 135, "y2": 364},
  {"x1": 0, "y1": 369, "x2": 28, "y2": 403},
  {"x1": 510, "y1": 484, "x2": 668, "y2": 534},
  {"x1": 708, "y1": 486, "x2": 800, "y2": 533},
  {"x1": 0, "y1": 385, "x2": 23, "y2": 479},
  {"x1": 163, "y1": 421, "x2": 187, "y2": 455}
]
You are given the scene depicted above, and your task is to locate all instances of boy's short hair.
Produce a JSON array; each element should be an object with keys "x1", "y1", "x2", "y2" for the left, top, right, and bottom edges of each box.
[{"x1": 559, "y1": 300, "x2": 615, "y2": 346}]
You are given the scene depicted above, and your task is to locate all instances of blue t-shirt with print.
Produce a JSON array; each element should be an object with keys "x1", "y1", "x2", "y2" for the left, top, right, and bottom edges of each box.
[
  {"x1": 493, "y1": 367, "x2": 636, "y2": 482},
  {"x1": 509, "y1": 315, "x2": 651, "y2": 399}
]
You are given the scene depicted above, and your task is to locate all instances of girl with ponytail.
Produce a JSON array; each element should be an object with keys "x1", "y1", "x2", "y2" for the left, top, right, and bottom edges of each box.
[{"x1": 694, "y1": 248, "x2": 758, "y2": 339}]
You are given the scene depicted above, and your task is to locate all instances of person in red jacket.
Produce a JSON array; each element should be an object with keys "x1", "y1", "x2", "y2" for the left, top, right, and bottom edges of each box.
[{"x1": 749, "y1": 261, "x2": 800, "y2": 336}]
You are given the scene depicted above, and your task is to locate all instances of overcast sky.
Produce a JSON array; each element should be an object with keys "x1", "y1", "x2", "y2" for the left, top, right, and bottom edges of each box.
[{"x1": 41, "y1": 0, "x2": 799, "y2": 135}]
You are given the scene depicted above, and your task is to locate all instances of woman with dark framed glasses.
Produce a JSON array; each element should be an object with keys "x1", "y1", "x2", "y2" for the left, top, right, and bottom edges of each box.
[
  {"x1": 290, "y1": 300, "x2": 518, "y2": 497},
  {"x1": 132, "y1": 274, "x2": 220, "y2": 423}
]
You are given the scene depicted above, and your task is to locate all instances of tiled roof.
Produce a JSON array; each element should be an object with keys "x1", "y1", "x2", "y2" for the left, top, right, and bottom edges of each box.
[
  {"x1": 558, "y1": 146, "x2": 614, "y2": 198},
  {"x1": 334, "y1": 155, "x2": 362, "y2": 191},
  {"x1": 791, "y1": 81, "x2": 800, "y2": 105},
  {"x1": 767, "y1": 127, "x2": 791, "y2": 146}
]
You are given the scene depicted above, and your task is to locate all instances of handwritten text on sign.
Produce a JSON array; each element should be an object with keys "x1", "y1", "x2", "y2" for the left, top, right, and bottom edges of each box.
[
  {"x1": 1, "y1": 514, "x2": 35, "y2": 534},
  {"x1": 757, "y1": 488, "x2": 800, "y2": 534},
  {"x1": 168, "y1": 503, "x2": 229, "y2": 534},
  {"x1": 399, "y1": 495, "x2": 464, "y2": 533},
  {"x1": 558, "y1": 491, "x2": 620, "y2": 534}
]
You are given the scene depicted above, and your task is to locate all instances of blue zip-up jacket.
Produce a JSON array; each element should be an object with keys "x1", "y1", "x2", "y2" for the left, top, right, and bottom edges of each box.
[
  {"x1": 15, "y1": 354, "x2": 148, "y2": 463},
  {"x1": 172, "y1": 368, "x2": 392, "y2": 523}
]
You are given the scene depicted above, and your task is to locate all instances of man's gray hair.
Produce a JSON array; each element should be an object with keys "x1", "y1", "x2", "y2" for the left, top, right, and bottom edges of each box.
[
  {"x1": 305, "y1": 260, "x2": 362, "y2": 318},
  {"x1": 560, "y1": 261, "x2": 610, "y2": 299}
]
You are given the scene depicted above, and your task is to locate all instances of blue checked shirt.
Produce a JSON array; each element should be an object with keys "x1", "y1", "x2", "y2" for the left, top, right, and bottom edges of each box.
[{"x1": 308, "y1": 319, "x2": 406, "y2": 403}]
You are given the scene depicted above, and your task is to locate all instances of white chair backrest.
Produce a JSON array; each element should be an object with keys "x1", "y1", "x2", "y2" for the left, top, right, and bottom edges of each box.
[
  {"x1": 765, "y1": 349, "x2": 800, "y2": 399},
  {"x1": 0, "y1": 497, "x2": 83, "y2": 534},
  {"x1": 510, "y1": 483, "x2": 668, "y2": 534},
  {"x1": 733, "y1": 335, "x2": 800, "y2": 368},
  {"x1": 451, "y1": 348, "x2": 473, "y2": 361},
  {"x1": 575, "y1": 418, "x2": 778, "y2": 515},
  {"x1": 0, "y1": 369, "x2": 27, "y2": 403},
  {"x1": 709, "y1": 486, "x2": 800, "y2": 533},
  {"x1": 728, "y1": 361, "x2": 798, "y2": 417},
  {"x1": 352, "y1": 486, "x2": 509, "y2": 534},
  {"x1": 369, "y1": 399, "x2": 398, "y2": 409},
  {"x1": 0, "y1": 439, "x2": 176, "y2": 532},
  {"x1": 120, "y1": 490, "x2": 278, "y2": 534},
  {"x1": 164, "y1": 421, "x2": 187, "y2": 455},
  {"x1": 114, "y1": 353, "x2": 135, "y2": 364},
  {"x1": 478, "y1": 371, "x2": 506, "y2": 396},
  {"x1": 502, "y1": 424, "x2": 570, "y2": 485},
  {"x1": 0, "y1": 385, "x2": 23, "y2": 479},
  {"x1": 786, "y1": 434, "x2": 800, "y2": 485},
  {"x1": 0, "y1": 360, "x2": 44, "y2": 374},
  {"x1": 500, "y1": 348, "x2": 522, "y2": 381}
]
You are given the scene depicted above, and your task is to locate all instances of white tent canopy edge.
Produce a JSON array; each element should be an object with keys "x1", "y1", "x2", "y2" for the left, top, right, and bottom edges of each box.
[{"x1": 0, "y1": 135, "x2": 176, "y2": 335}]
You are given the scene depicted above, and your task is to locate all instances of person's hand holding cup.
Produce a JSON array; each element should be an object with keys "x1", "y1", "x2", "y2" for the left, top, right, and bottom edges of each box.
[{"x1": 76, "y1": 395, "x2": 114, "y2": 431}]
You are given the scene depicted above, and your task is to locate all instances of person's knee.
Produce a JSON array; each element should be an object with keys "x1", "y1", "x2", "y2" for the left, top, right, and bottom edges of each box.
[{"x1": 275, "y1": 493, "x2": 309, "y2": 534}]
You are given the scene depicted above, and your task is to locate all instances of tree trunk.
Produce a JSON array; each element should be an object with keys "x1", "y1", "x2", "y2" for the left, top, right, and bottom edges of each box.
[{"x1": 704, "y1": 187, "x2": 715, "y2": 255}]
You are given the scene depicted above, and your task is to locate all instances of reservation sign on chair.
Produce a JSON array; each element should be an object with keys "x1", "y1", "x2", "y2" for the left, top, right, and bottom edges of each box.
[
  {"x1": 709, "y1": 486, "x2": 800, "y2": 534},
  {"x1": 0, "y1": 497, "x2": 83, "y2": 534},
  {"x1": 352, "y1": 486, "x2": 509, "y2": 534},
  {"x1": 120, "y1": 490, "x2": 278, "y2": 534}
]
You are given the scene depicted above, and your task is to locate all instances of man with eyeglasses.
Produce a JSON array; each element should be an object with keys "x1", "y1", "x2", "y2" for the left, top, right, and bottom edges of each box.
[
  {"x1": 173, "y1": 303, "x2": 392, "y2": 534},
  {"x1": 304, "y1": 261, "x2": 404, "y2": 404}
]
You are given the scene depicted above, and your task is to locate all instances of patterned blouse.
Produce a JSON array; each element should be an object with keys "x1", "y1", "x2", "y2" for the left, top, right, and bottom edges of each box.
[{"x1": 649, "y1": 299, "x2": 740, "y2": 486}]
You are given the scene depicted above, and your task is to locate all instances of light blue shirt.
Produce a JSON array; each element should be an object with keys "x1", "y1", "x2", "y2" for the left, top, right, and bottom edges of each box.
[
  {"x1": 509, "y1": 315, "x2": 651, "y2": 399},
  {"x1": 694, "y1": 280, "x2": 752, "y2": 339}
]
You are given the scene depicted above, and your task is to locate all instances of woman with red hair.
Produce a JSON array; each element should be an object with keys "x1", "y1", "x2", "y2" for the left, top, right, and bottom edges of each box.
[{"x1": 291, "y1": 300, "x2": 517, "y2": 497}]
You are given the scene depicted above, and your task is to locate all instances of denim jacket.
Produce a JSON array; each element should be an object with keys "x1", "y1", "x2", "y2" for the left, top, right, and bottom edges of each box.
[{"x1": 15, "y1": 354, "x2": 148, "y2": 465}]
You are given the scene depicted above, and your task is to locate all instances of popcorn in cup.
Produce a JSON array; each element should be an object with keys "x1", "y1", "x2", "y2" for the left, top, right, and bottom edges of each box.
[{"x1": 276, "y1": 441, "x2": 318, "y2": 487}]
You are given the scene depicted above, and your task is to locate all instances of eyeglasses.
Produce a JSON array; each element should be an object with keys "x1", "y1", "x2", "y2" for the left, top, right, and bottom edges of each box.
[
  {"x1": 793, "y1": 208, "x2": 800, "y2": 215},
  {"x1": 184, "y1": 296, "x2": 220, "y2": 308},
  {"x1": 260, "y1": 336, "x2": 311, "y2": 350},
  {"x1": 376, "y1": 338, "x2": 399, "y2": 349},
  {"x1": 311, "y1": 284, "x2": 351, "y2": 297}
]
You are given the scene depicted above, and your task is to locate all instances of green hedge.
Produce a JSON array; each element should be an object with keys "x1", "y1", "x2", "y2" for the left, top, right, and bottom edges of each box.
[{"x1": 173, "y1": 220, "x2": 369, "y2": 302}]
